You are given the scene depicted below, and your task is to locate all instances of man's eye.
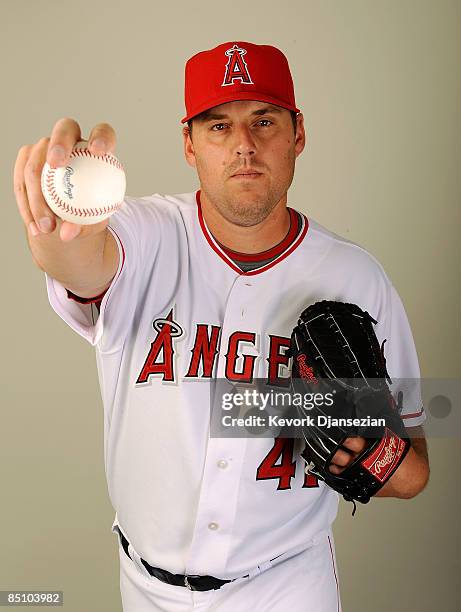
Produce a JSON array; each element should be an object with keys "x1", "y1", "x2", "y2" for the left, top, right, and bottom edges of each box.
[{"x1": 210, "y1": 120, "x2": 273, "y2": 131}]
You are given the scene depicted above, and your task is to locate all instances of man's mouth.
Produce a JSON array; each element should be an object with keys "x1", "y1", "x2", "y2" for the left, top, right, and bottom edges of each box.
[{"x1": 231, "y1": 171, "x2": 263, "y2": 179}]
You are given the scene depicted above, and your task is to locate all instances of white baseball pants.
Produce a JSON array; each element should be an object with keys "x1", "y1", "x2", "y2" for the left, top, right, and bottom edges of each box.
[{"x1": 114, "y1": 529, "x2": 342, "y2": 612}]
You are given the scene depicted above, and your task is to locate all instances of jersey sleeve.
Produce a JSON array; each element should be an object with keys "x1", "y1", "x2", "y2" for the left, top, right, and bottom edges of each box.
[
  {"x1": 374, "y1": 282, "x2": 426, "y2": 428},
  {"x1": 44, "y1": 194, "x2": 176, "y2": 353}
]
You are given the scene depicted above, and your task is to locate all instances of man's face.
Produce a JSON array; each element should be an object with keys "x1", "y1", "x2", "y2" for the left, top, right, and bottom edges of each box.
[{"x1": 183, "y1": 100, "x2": 305, "y2": 227}]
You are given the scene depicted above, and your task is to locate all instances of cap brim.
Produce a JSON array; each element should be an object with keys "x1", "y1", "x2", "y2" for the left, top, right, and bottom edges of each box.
[{"x1": 181, "y1": 91, "x2": 300, "y2": 123}]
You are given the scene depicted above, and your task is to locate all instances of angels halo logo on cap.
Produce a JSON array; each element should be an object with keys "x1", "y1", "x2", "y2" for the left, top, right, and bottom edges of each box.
[
  {"x1": 181, "y1": 41, "x2": 300, "y2": 124},
  {"x1": 222, "y1": 44, "x2": 254, "y2": 86}
]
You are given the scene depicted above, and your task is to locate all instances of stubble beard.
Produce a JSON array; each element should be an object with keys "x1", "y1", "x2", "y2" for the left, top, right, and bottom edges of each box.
[
  {"x1": 210, "y1": 188, "x2": 281, "y2": 227},
  {"x1": 198, "y1": 151, "x2": 296, "y2": 227},
  {"x1": 202, "y1": 170, "x2": 295, "y2": 228}
]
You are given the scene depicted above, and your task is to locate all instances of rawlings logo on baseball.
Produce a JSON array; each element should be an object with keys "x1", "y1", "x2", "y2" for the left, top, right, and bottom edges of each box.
[
  {"x1": 41, "y1": 140, "x2": 126, "y2": 225},
  {"x1": 63, "y1": 167, "x2": 75, "y2": 199}
]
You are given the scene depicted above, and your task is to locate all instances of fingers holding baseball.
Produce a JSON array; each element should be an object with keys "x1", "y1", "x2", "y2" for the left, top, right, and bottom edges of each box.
[
  {"x1": 14, "y1": 144, "x2": 35, "y2": 232},
  {"x1": 47, "y1": 117, "x2": 82, "y2": 167},
  {"x1": 88, "y1": 123, "x2": 117, "y2": 156},
  {"x1": 14, "y1": 138, "x2": 56, "y2": 237},
  {"x1": 47, "y1": 117, "x2": 118, "y2": 162},
  {"x1": 15, "y1": 118, "x2": 122, "y2": 243},
  {"x1": 47, "y1": 119, "x2": 117, "y2": 242},
  {"x1": 14, "y1": 117, "x2": 83, "y2": 238}
]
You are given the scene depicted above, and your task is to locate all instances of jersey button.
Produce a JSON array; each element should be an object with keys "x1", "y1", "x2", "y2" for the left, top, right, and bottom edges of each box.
[
  {"x1": 217, "y1": 459, "x2": 228, "y2": 469},
  {"x1": 208, "y1": 522, "x2": 219, "y2": 531}
]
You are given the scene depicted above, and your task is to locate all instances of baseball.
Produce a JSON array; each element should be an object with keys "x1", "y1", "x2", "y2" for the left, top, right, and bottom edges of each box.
[{"x1": 41, "y1": 140, "x2": 126, "y2": 224}]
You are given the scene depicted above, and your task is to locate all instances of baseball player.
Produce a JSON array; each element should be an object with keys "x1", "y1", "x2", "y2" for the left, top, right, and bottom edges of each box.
[{"x1": 15, "y1": 41, "x2": 429, "y2": 611}]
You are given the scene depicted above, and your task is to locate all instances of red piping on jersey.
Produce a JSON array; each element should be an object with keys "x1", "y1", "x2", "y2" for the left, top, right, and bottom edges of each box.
[
  {"x1": 196, "y1": 190, "x2": 308, "y2": 276},
  {"x1": 66, "y1": 287, "x2": 109, "y2": 304},
  {"x1": 65, "y1": 226, "x2": 126, "y2": 304},
  {"x1": 401, "y1": 406, "x2": 425, "y2": 420},
  {"x1": 328, "y1": 535, "x2": 340, "y2": 612},
  {"x1": 218, "y1": 207, "x2": 299, "y2": 262}
]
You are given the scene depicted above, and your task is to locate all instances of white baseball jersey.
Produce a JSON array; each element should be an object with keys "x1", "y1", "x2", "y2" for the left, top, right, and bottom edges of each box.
[{"x1": 44, "y1": 190, "x2": 426, "y2": 579}]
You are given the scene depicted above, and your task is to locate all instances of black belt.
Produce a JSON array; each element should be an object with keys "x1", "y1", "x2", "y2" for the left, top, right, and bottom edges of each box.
[{"x1": 117, "y1": 527, "x2": 248, "y2": 591}]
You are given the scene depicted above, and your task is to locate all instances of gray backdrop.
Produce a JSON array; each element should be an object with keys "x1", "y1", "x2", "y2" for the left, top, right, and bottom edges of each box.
[{"x1": 2, "y1": 1, "x2": 460, "y2": 610}]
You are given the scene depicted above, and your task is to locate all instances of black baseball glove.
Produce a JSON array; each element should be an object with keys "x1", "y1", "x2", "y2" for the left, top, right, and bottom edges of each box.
[{"x1": 289, "y1": 300, "x2": 411, "y2": 513}]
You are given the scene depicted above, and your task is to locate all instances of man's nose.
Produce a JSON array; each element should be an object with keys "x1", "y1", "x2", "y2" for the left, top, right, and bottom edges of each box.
[{"x1": 232, "y1": 124, "x2": 256, "y2": 157}]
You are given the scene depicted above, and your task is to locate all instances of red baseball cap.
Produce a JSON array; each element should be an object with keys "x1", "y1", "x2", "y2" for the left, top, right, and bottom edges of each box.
[{"x1": 181, "y1": 41, "x2": 300, "y2": 124}]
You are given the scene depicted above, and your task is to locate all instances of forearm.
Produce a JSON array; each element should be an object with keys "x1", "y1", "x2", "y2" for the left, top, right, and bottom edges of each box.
[
  {"x1": 26, "y1": 220, "x2": 117, "y2": 296},
  {"x1": 375, "y1": 434, "x2": 429, "y2": 499}
]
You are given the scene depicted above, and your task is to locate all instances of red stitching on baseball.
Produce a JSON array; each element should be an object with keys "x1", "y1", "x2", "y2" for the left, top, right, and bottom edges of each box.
[{"x1": 70, "y1": 147, "x2": 124, "y2": 171}]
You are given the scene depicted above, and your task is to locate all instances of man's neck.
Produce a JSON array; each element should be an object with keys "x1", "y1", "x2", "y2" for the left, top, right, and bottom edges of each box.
[{"x1": 199, "y1": 191, "x2": 291, "y2": 254}]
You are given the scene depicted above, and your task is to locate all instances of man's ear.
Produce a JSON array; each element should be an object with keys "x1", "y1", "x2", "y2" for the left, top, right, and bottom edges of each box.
[
  {"x1": 183, "y1": 126, "x2": 196, "y2": 168},
  {"x1": 294, "y1": 113, "x2": 306, "y2": 158}
]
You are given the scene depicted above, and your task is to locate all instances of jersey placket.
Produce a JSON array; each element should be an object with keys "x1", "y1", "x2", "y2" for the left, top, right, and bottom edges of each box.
[{"x1": 184, "y1": 275, "x2": 261, "y2": 577}]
